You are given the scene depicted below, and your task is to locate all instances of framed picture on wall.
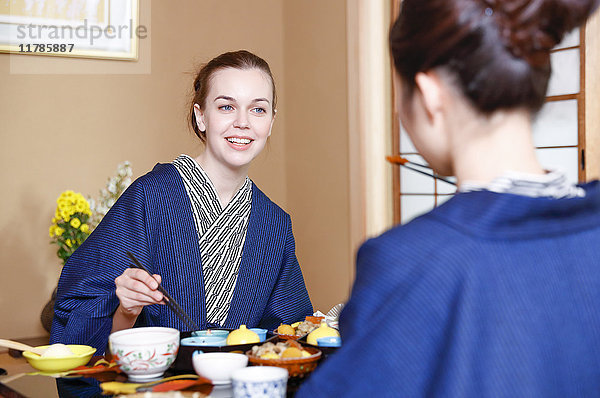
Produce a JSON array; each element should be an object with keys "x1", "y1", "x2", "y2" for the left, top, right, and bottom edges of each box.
[{"x1": 0, "y1": 0, "x2": 139, "y2": 60}]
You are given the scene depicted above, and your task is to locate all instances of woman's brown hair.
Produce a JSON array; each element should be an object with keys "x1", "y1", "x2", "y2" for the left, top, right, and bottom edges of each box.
[
  {"x1": 390, "y1": 0, "x2": 599, "y2": 113},
  {"x1": 189, "y1": 50, "x2": 277, "y2": 142}
]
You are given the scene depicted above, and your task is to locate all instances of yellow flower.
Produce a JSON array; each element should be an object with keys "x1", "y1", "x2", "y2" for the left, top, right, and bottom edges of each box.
[
  {"x1": 55, "y1": 227, "x2": 65, "y2": 236},
  {"x1": 70, "y1": 218, "x2": 81, "y2": 228},
  {"x1": 65, "y1": 239, "x2": 73, "y2": 248},
  {"x1": 80, "y1": 224, "x2": 90, "y2": 233},
  {"x1": 49, "y1": 225, "x2": 56, "y2": 237}
]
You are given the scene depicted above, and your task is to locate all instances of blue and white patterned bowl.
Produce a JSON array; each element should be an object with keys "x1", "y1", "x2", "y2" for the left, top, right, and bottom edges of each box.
[{"x1": 232, "y1": 366, "x2": 288, "y2": 398}]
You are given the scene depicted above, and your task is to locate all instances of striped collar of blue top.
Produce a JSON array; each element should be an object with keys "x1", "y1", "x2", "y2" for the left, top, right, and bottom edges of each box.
[
  {"x1": 172, "y1": 154, "x2": 253, "y2": 325},
  {"x1": 459, "y1": 169, "x2": 585, "y2": 199}
]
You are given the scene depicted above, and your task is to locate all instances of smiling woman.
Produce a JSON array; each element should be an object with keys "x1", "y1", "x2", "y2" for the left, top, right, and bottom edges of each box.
[{"x1": 50, "y1": 50, "x2": 313, "y2": 354}]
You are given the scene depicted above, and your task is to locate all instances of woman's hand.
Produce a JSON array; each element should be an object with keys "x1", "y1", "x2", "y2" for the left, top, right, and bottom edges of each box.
[{"x1": 112, "y1": 268, "x2": 164, "y2": 332}]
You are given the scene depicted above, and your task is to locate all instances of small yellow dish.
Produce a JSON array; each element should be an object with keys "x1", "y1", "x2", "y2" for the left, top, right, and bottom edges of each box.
[{"x1": 23, "y1": 345, "x2": 96, "y2": 373}]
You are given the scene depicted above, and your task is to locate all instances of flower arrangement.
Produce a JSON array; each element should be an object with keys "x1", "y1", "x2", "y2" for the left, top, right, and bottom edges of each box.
[
  {"x1": 88, "y1": 161, "x2": 133, "y2": 229},
  {"x1": 49, "y1": 161, "x2": 133, "y2": 265},
  {"x1": 49, "y1": 191, "x2": 93, "y2": 265}
]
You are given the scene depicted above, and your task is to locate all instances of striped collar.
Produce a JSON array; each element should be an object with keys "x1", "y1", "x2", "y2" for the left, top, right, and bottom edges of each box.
[
  {"x1": 459, "y1": 170, "x2": 585, "y2": 199},
  {"x1": 172, "y1": 154, "x2": 253, "y2": 326}
]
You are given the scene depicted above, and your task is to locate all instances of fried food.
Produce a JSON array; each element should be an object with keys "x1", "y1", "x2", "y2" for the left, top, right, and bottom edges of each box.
[{"x1": 277, "y1": 324, "x2": 295, "y2": 335}]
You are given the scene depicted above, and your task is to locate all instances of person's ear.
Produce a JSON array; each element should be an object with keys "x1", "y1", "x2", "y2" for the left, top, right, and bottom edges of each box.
[
  {"x1": 414, "y1": 71, "x2": 444, "y2": 124},
  {"x1": 268, "y1": 109, "x2": 277, "y2": 137},
  {"x1": 193, "y1": 104, "x2": 206, "y2": 132}
]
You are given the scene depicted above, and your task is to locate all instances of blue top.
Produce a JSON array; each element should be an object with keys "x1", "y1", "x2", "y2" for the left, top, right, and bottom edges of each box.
[
  {"x1": 50, "y1": 163, "x2": 312, "y2": 353},
  {"x1": 298, "y1": 181, "x2": 600, "y2": 397}
]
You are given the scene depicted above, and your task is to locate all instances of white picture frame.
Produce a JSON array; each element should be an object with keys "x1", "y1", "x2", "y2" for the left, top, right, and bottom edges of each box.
[{"x1": 0, "y1": 0, "x2": 139, "y2": 60}]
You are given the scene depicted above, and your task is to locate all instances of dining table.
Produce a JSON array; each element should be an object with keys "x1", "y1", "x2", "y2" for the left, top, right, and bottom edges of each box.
[
  {"x1": 0, "y1": 348, "x2": 333, "y2": 397},
  {"x1": 0, "y1": 363, "x2": 313, "y2": 398},
  {"x1": 0, "y1": 355, "x2": 226, "y2": 397},
  {"x1": 0, "y1": 326, "x2": 339, "y2": 397}
]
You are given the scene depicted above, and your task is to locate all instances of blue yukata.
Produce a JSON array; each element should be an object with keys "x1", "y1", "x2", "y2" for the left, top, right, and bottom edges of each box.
[
  {"x1": 298, "y1": 181, "x2": 600, "y2": 397},
  {"x1": 50, "y1": 160, "x2": 312, "y2": 353}
]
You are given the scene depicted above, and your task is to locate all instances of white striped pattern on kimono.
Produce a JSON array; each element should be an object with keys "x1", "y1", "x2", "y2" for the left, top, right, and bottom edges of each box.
[{"x1": 173, "y1": 154, "x2": 252, "y2": 325}]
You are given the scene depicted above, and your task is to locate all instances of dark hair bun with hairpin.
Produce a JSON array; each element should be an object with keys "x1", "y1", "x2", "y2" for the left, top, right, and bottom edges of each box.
[{"x1": 390, "y1": 0, "x2": 599, "y2": 113}]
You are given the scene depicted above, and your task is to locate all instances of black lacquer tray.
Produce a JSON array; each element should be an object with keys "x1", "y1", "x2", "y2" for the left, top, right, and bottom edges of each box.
[{"x1": 173, "y1": 329, "x2": 278, "y2": 372}]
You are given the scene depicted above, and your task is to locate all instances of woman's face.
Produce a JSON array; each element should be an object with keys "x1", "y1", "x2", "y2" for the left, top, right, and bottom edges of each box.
[{"x1": 195, "y1": 67, "x2": 275, "y2": 171}]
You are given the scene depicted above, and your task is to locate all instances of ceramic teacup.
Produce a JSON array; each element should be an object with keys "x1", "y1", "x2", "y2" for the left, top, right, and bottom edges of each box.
[{"x1": 232, "y1": 366, "x2": 288, "y2": 398}]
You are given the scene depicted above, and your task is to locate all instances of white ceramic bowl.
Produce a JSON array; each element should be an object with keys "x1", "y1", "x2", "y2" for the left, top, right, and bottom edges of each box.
[
  {"x1": 232, "y1": 366, "x2": 288, "y2": 398},
  {"x1": 192, "y1": 352, "x2": 248, "y2": 385},
  {"x1": 108, "y1": 326, "x2": 180, "y2": 381}
]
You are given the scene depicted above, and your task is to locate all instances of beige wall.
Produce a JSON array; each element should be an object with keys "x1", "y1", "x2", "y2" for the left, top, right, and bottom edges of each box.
[
  {"x1": 283, "y1": 0, "x2": 353, "y2": 313},
  {"x1": 0, "y1": 0, "x2": 353, "y2": 339}
]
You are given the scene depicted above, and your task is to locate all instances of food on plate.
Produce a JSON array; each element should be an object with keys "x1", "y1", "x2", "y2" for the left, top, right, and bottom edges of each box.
[
  {"x1": 260, "y1": 352, "x2": 280, "y2": 359},
  {"x1": 251, "y1": 340, "x2": 313, "y2": 359},
  {"x1": 277, "y1": 317, "x2": 321, "y2": 337},
  {"x1": 306, "y1": 321, "x2": 340, "y2": 345},
  {"x1": 305, "y1": 316, "x2": 325, "y2": 324},
  {"x1": 247, "y1": 341, "x2": 322, "y2": 377},
  {"x1": 276, "y1": 324, "x2": 295, "y2": 335},
  {"x1": 41, "y1": 343, "x2": 74, "y2": 358},
  {"x1": 295, "y1": 319, "x2": 320, "y2": 336},
  {"x1": 281, "y1": 347, "x2": 303, "y2": 358}
]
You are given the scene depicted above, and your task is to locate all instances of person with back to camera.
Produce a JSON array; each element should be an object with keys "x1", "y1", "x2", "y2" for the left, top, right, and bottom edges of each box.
[
  {"x1": 298, "y1": 0, "x2": 600, "y2": 396},
  {"x1": 50, "y1": 50, "x2": 312, "y2": 353}
]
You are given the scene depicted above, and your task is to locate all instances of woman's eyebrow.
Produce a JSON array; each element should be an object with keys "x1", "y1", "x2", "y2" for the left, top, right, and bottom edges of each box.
[
  {"x1": 214, "y1": 95, "x2": 270, "y2": 104},
  {"x1": 214, "y1": 95, "x2": 236, "y2": 102}
]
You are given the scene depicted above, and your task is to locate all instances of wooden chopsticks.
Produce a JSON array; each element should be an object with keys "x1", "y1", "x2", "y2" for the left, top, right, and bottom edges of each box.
[
  {"x1": 386, "y1": 155, "x2": 457, "y2": 186},
  {"x1": 126, "y1": 252, "x2": 200, "y2": 332}
]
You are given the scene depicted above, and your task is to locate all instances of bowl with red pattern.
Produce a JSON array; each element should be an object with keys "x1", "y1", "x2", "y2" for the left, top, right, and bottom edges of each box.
[{"x1": 109, "y1": 327, "x2": 180, "y2": 381}]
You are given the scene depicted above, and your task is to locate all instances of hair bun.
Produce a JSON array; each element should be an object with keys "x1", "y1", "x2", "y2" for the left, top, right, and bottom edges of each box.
[{"x1": 483, "y1": 0, "x2": 599, "y2": 66}]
